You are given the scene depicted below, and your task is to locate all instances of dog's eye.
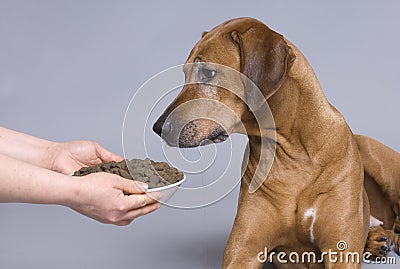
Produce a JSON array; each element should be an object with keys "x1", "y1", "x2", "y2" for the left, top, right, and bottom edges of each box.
[{"x1": 198, "y1": 68, "x2": 216, "y2": 82}]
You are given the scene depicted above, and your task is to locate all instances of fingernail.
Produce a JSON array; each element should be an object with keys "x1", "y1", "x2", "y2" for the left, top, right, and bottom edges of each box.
[{"x1": 136, "y1": 182, "x2": 148, "y2": 191}]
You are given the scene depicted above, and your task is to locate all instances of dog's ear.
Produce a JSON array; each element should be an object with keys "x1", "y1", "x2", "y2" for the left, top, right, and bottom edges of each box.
[
  {"x1": 202, "y1": 31, "x2": 209, "y2": 38},
  {"x1": 231, "y1": 26, "x2": 295, "y2": 110}
]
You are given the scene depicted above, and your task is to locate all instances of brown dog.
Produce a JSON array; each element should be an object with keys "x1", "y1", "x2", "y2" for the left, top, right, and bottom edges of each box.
[{"x1": 153, "y1": 17, "x2": 399, "y2": 268}]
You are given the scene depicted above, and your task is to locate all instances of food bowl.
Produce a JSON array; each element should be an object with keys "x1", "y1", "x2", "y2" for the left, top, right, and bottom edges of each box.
[
  {"x1": 73, "y1": 159, "x2": 185, "y2": 203},
  {"x1": 146, "y1": 175, "x2": 186, "y2": 203}
]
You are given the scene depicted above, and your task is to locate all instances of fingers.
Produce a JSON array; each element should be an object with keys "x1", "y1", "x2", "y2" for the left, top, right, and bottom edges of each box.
[
  {"x1": 116, "y1": 202, "x2": 161, "y2": 226},
  {"x1": 129, "y1": 202, "x2": 160, "y2": 218},
  {"x1": 111, "y1": 193, "x2": 161, "y2": 226},
  {"x1": 95, "y1": 143, "x2": 124, "y2": 162},
  {"x1": 124, "y1": 192, "x2": 161, "y2": 210},
  {"x1": 115, "y1": 177, "x2": 149, "y2": 194}
]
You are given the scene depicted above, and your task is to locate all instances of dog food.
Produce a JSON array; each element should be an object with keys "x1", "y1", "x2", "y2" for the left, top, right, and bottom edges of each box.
[{"x1": 73, "y1": 158, "x2": 184, "y2": 189}]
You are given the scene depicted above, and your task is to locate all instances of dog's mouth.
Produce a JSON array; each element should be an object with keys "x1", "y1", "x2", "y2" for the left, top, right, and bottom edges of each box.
[
  {"x1": 207, "y1": 128, "x2": 229, "y2": 143},
  {"x1": 177, "y1": 126, "x2": 229, "y2": 148},
  {"x1": 194, "y1": 130, "x2": 229, "y2": 147}
]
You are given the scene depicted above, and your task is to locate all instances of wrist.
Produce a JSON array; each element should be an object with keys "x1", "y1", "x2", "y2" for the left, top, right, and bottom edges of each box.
[
  {"x1": 56, "y1": 175, "x2": 81, "y2": 208},
  {"x1": 44, "y1": 141, "x2": 63, "y2": 171},
  {"x1": 40, "y1": 172, "x2": 82, "y2": 208}
]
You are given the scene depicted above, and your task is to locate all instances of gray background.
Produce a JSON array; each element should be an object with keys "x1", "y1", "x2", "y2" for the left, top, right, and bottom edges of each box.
[{"x1": 0, "y1": 1, "x2": 399, "y2": 268}]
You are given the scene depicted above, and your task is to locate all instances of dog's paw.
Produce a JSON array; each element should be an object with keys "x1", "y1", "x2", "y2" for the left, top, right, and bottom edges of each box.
[
  {"x1": 395, "y1": 234, "x2": 400, "y2": 255},
  {"x1": 364, "y1": 226, "x2": 394, "y2": 260}
]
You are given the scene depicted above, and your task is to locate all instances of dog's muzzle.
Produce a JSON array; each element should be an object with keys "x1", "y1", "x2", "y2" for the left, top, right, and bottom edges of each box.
[{"x1": 153, "y1": 118, "x2": 229, "y2": 148}]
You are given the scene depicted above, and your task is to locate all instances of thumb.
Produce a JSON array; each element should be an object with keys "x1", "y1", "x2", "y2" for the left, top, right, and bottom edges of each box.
[
  {"x1": 95, "y1": 143, "x2": 124, "y2": 162},
  {"x1": 115, "y1": 177, "x2": 148, "y2": 194}
]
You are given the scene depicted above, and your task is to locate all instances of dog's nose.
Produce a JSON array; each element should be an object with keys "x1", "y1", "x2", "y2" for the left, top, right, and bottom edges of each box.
[
  {"x1": 153, "y1": 119, "x2": 163, "y2": 137},
  {"x1": 153, "y1": 119, "x2": 172, "y2": 137}
]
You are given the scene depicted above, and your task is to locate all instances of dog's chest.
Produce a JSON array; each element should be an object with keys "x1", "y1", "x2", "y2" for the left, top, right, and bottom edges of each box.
[
  {"x1": 301, "y1": 208, "x2": 317, "y2": 243},
  {"x1": 270, "y1": 184, "x2": 322, "y2": 247},
  {"x1": 294, "y1": 200, "x2": 321, "y2": 245}
]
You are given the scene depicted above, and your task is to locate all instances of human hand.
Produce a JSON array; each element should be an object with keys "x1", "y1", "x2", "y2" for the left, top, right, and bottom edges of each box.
[
  {"x1": 48, "y1": 140, "x2": 123, "y2": 175},
  {"x1": 68, "y1": 173, "x2": 161, "y2": 226}
]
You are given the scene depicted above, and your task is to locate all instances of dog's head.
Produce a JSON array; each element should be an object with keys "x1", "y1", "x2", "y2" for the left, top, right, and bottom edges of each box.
[{"x1": 153, "y1": 17, "x2": 295, "y2": 147}]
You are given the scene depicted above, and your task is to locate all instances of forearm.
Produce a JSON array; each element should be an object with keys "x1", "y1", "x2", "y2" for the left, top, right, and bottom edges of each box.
[
  {"x1": 0, "y1": 153, "x2": 77, "y2": 206},
  {"x1": 0, "y1": 126, "x2": 56, "y2": 169}
]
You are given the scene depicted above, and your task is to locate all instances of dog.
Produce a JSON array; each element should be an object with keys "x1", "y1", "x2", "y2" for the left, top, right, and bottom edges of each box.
[{"x1": 153, "y1": 17, "x2": 399, "y2": 268}]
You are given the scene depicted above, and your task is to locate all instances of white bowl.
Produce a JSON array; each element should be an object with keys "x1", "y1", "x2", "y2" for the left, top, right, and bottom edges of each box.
[{"x1": 146, "y1": 175, "x2": 186, "y2": 203}]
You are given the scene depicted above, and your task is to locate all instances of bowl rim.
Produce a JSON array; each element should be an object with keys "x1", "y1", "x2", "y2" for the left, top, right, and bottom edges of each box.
[{"x1": 146, "y1": 174, "x2": 186, "y2": 193}]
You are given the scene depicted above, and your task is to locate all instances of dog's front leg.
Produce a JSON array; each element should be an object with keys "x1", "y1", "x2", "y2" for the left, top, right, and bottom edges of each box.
[
  {"x1": 223, "y1": 190, "x2": 280, "y2": 269},
  {"x1": 312, "y1": 190, "x2": 369, "y2": 269}
]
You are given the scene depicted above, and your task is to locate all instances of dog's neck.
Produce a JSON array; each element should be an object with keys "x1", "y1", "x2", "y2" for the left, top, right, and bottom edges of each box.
[
  {"x1": 244, "y1": 43, "x2": 353, "y2": 170},
  {"x1": 272, "y1": 51, "x2": 336, "y2": 138}
]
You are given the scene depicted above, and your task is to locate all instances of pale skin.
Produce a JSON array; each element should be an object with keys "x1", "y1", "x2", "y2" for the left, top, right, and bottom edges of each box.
[{"x1": 0, "y1": 126, "x2": 161, "y2": 226}]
